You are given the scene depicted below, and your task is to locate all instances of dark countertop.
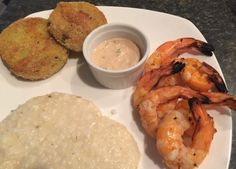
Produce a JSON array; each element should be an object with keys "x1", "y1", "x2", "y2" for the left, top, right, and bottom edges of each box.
[{"x1": 0, "y1": 0, "x2": 236, "y2": 168}]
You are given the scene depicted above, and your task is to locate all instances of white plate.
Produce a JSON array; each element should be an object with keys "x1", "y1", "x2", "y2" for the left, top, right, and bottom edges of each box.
[{"x1": 0, "y1": 6, "x2": 232, "y2": 169}]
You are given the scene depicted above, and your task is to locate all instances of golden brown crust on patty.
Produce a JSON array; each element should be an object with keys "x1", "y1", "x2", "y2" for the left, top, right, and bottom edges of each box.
[
  {"x1": 48, "y1": 1, "x2": 107, "y2": 52},
  {"x1": 0, "y1": 17, "x2": 68, "y2": 80}
]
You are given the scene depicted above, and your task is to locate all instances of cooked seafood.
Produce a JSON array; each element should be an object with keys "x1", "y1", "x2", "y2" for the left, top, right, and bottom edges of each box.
[
  {"x1": 133, "y1": 58, "x2": 227, "y2": 109},
  {"x1": 0, "y1": 17, "x2": 68, "y2": 80},
  {"x1": 133, "y1": 38, "x2": 226, "y2": 108},
  {"x1": 148, "y1": 58, "x2": 227, "y2": 92},
  {"x1": 201, "y1": 91, "x2": 236, "y2": 109},
  {"x1": 180, "y1": 58, "x2": 227, "y2": 92},
  {"x1": 137, "y1": 85, "x2": 236, "y2": 168},
  {"x1": 48, "y1": 2, "x2": 107, "y2": 52},
  {"x1": 132, "y1": 37, "x2": 234, "y2": 169},
  {"x1": 137, "y1": 86, "x2": 208, "y2": 137},
  {"x1": 156, "y1": 98, "x2": 216, "y2": 169},
  {"x1": 133, "y1": 61, "x2": 185, "y2": 108},
  {"x1": 144, "y1": 37, "x2": 214, "y2": 72}
]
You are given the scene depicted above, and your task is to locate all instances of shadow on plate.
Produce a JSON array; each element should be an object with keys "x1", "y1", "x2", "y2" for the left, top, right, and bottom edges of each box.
[
  {"x1": 207, "y1": 106, "x2": 232, "y2": 116},
  {"x1": 69, "y1": 50, "x2": 83, "y2": 59},
  {"x1": 0, "y1": 50, "x2": 80, "y2": 88},
  {"x1": 76, "y1": 58, "x2": 105, "y2": 89},
  {"x1": 0, "y1": 59, "x2": 55, "y2": 88},
  {"x1": 132, "y1": 107, "x2": 166, "y2": 168}
]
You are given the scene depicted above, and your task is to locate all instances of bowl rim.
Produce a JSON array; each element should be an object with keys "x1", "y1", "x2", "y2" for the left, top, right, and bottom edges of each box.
[{"x1": 82, "y1": 23, "x2": 150, "y2": 74}]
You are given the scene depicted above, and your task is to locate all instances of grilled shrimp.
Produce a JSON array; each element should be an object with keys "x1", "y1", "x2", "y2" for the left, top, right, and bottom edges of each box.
[
  {"x1": 201, "y1": 91, "x2": 236, "y2": 110},
  {"x1": 157, "y1": 58, "x2": 227, "y2": 92},
  {"x1": 180, "y1": 58, "x2": 227, "y2": 92},
  {"x1": 133, "y1": 38, "x2": 226, "y2": 109},
  {"x1": 144, "y1": 37, "x2": 214, "y2": 72},
  {"x1": 133, "y1": 59, "x2": 227, "y2": 110},
  {"x1": 137, "y1": 86, "x2": 236, "y2": 168},
  {"x1": 138, "y1": 85, "x2": 236, "y2": 138},
  {"x1": 132, "y1": 37, "x2": 233, "y2": 169},
  {"x1": 155, "y1": 93, "x2": 236, "y2": 169},
  {"x1": 137, "y1": 86, "x2": 208, "y2": 137},
  {"x1": 133, "y1": 61, "x2": 185, "y2": 108},
  {"x1": 156, "y1": 98, "x2": 216, "y2": 169}
]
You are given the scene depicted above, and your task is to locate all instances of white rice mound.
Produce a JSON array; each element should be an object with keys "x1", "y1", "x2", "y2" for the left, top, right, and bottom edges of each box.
[{"x1": 0, "y1": 92, "x2": 140, "y2": 169}]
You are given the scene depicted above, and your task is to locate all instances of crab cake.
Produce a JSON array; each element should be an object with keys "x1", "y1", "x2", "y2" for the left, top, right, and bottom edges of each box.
[
  {"x1": 48, "y1": 2, "x2": 107, "y2": 52},
  {"x1": 0, "y1": 17, "x2": 68, "y2": 80}
]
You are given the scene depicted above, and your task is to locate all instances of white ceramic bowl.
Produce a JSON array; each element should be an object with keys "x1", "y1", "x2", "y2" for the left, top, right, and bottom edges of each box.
[{"x1": 82, "y1": 23, "x2": 150, "y2": 89}]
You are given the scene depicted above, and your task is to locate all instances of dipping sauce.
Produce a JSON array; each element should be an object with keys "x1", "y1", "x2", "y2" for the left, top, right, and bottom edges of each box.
[{"x1": 91, "y1": 38, "x2": 141, "y2": 70}]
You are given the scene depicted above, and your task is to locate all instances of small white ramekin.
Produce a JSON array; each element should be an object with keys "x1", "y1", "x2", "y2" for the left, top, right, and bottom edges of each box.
[{"x1": 82, "y1": 23, "x2": 150, "y2": 89}]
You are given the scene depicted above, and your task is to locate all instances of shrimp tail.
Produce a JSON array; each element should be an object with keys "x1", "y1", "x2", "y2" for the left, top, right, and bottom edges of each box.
[
  {"x1": 201, "y1": 92, "x2": 236, "y2": 110},
  {"x1": 140, "y1": 61, "x2": 185, "y2": 89},
  {"x1": 197, "y1": 42, "x2": 214, "y2": 56},
  {"x1": 152, "y1": 61, "x2": 185, "y2": 89},
  {"x1": 189, "y1": 97, "x2": 202, "y2": 120},
  {"x1": 219, "y1": 98, "x2": 236, "y2": 110},
  {"x1": 133, "y1": 62, "x2": 185, "y2": 108},
  {"x1": 201, "y1": 62, "x2": 228, "y2": 93},
  {"x1": 188, "y1": 97, "x2": 216, "y2": 151},
  {"x1": 188, "y1": 97, "x2": 201, "y2": 140},
  {"x1": 172, "y1": 38, "x2": 214, "y2": 56},
  {"x1": 209, "y1": 76, "x2": 228, "y2": 93}
]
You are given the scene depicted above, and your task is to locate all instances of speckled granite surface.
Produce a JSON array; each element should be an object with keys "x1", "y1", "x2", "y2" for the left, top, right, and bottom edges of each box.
[{"x1": 0, "y1": 0, "x2": 236, "y2": 168}]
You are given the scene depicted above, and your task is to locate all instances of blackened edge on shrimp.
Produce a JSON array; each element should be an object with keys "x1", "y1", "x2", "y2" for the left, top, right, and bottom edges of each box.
[
  {"x1": 172, "y1": 61, "x2": 185, "y2": 74},
  {"x1": 199, "y1": 95, "x2": 211, "y2": 104},
  {"x1": 209, "y1": 97, "x2": 236, "y2": 111},
  {"x1": 188, "y1": 97, "x2": 200, "y2": 113},
  {"x1": 153, "y1": 62, "x2": 185, "y2": 89},
  {"x1": 188, "y1": 97, "x2": 201, "y2": 135},
  {"x1": 208, "y1": 75, "x2": 228, "y2": 93},
  {"x1": 201, "y1": 62, "x2": 228, "y2": 93},
  {"x1": 196, "y1": 42, "x2": 214, "y2": 56},
  {"x1": 200, "y1": 91, "x2": 236, "y2": 110},
  {"x1": 220, "y1": 98, "x2": 236, "y2": 111}
]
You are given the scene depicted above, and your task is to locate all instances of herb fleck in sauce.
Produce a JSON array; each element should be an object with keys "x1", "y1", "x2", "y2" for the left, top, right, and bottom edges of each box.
[{"x1": 91, "y1": 38, "x2": 140, "y2": 70}]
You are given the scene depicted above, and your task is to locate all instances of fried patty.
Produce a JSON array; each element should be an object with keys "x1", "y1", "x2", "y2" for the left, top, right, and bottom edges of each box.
[
  {"x1": 48, "y1": 2, "x2": 107, "y2": 52},
  {"x1": 0, "y1": 17, "x2": 68, "y2": 80}
]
